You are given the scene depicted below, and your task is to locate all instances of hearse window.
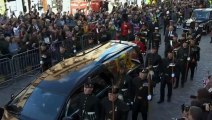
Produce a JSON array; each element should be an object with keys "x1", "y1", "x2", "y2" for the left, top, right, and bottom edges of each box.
[
  {"x1": 210, "y1": 11, "x2": 212, "y2": 19},
  {"x1": 92, "y1": 75, "x2": 109, "y2": 95},
  {"x1": 63, "y1": 86, "x2": 83, "y2": 118}
]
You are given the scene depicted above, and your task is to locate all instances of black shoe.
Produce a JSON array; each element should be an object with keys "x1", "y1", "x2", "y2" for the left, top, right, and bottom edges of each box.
[
  {"x1": 181, "y1": 84, "x2": 184, "y2": 88},
  {"x1": 157, "y1": 100, "x2": 164, "y2": 104},
  {"x1": 167, "y1": 98, "x2": 171, "y2": 102},
  {"x1": 190, "y1": 78, "x2": 193, "y2": 81},
  {"x1": 174, "y1": 86, "x2": 178, "y2": 89}
]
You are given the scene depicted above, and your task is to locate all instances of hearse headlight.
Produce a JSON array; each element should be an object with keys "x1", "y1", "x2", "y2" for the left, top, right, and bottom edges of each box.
[{"x1": 199, "y1": 24, "x2": 204, "y2": 27}]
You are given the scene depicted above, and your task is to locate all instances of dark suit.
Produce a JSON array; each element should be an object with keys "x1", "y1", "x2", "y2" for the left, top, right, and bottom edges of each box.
[
  {"x1": 193, "y1": 27, "x2": 202, "y2": 45},
  {"x1": 164, "y1": 31, "x2": 177, "y2": 57}
]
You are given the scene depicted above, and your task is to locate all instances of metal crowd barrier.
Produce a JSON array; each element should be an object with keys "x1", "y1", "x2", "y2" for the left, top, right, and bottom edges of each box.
[
  {"x1": 0, "y1": 32, "x2": 105, "y2": 87},
  {"x1": 12, "y1": 48, "x2": 41, "y2": 78},
  {"x1": 0, "y1": 58, "x2": 13, "y2": 86},
  {"x1": 0, "y1": 48, "x2": 41, "y2": 88}
]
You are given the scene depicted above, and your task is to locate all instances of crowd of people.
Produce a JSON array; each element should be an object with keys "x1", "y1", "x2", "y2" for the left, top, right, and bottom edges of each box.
[{"x1": 0, "y1": 0, "x2": 212, "y2": 120}]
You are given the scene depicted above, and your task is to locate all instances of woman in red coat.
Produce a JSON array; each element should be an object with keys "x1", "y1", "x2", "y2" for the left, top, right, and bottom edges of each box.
[
  {"x1": 133, "y1": 35, "x2": 146, "y2": 54},
  {"x1": 121, "y1": 21, "x2": 131, "y2": 39}
]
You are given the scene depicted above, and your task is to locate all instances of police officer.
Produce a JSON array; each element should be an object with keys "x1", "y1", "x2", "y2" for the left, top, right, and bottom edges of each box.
[
  {"x1": 59, "y1": 44, "x2": 72, "y2": 62},
  {"x1": 77, "y1": 81, "x2": 100, "y2": 120},
  {"x1": 152, "y1": 27, "x2": 161, "y2": 50},
  {"x1": 101, "y1": 87, "x2": 129, "y2": 120},
  {"x1": 188, "y1": 39, "x2": 200, "y2": 81},
  {"x1": 40, "y1": 43, "x2": 51, "y2": 71},
  {"x1": 176, "y1": 41, "x2": 189, "y2": 88},
  {"x1": 131, "y1": 69, "x2": 149, "y2": 120},
  {"x1": 158, "y1": 52, "x2": 176, "y2": 103},
  {"x1": 145, "y1": 46, "x2": 162, "y2": 94}
]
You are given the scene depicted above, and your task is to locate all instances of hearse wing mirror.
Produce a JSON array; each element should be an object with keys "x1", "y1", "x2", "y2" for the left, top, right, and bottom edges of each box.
[{"x1": 0, "y1": 107, "x2": 4, "y2": 119}]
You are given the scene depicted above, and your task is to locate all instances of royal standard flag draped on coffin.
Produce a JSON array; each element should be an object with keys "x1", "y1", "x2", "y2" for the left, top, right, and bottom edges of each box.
[{"x1": 0, "y1": 0, "x2": 6, "y2": 15}]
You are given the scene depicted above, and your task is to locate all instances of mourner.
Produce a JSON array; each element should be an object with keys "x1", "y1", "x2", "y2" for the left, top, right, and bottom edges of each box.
[
  {"x1": 176, "y1": 41, "x2": 189, "y2": 88},
  {"x1": 40, "y1": 42, "x2": 51, "y2": 71},
  {"x1": 152, "y1": 27, "x2": 161, "y2": 50},
  {"x1": 164, "y1": 26, "x2": 177, "y2": 57},
  {"x1": 59, "y1": 44, "x2": 72, "y2": 61},
  {"x1": 193, "y1": 23, "x2": 202, "y2": 45},
  {"x1": 188, "y1": 39, "x2": 200, "y2": 81}
]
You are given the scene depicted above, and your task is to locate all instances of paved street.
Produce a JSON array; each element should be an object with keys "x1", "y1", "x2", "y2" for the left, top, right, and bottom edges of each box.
[
  {"x1": 0, "y1": 28, "x2": 212, "y2": 120},
  {"x1": 148, "y1": 29, "x2": 212, "y2": 120}
]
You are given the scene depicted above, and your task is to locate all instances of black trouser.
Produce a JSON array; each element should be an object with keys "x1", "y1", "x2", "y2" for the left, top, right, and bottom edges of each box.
[
  {"x1": 159, "y1": 75, "x2": 172, "y2": 101},
  {"x1": 178, "y1": 62, "x2": 187, "y2": 86},
  {"x1": 132, "y1": 100, "x2": 148, "y2": 120},
  {"x1": 164, "y1": 43, "x2": 171, "y2": 57},
  {"x1": 189, "y1": 61, "x2": 197, "y2": 80},
  {"x1": 174, "y1": 68, "x2": 180, "y2": 88},
  {"x1": 164, "y1": 25, "x2": 167, "y2": 35}
]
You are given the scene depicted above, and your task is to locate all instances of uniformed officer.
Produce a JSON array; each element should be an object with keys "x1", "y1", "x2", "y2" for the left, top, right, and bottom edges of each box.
[
  {"x1": 131, "y1": 69, "x2": 149, "y2": 120},
  {"x1": 176, "y1": 41, "x2": 189, "y2": 88},
  {"x1": 101, "y1": 87, "x2": 129, "y2": 120},
  {"x1": 152, "y1": 27, "x2": 161, "y2": 50},
  {"x1": 40, "y1": 43, "x2": 51, "y2": 71},
  {"x1": 158, "y1": 52, "x2": 176, "y2": 103},
  {"x1": 59, "y1": 44, "x2": 72, "y2": 62},
  {"x1": 140, "y1": 23, "x2": 149, "y2": 48},
  {"x1": 77, "y1": 81, "x2": 100, "y2": 120},
  {"x1": 145, "y1": 46, "x2": 162, "y2": 94},
  {"x1": 188, "y1": 39, "x2": 200, "y2": 81}
]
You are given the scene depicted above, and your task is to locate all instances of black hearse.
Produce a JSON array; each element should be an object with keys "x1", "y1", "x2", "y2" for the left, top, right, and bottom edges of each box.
[{"x1": 0, "y1": 40, "x2": 143, "y2": 120}]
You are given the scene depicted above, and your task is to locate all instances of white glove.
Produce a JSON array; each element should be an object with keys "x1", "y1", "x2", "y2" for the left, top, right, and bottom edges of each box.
[
  {"x1": 118, "y1": 94, "x2": 124, "y2": 101},
  {"x1": 171, "y1": 73, "x2": 175, "y2": 78},
  {"x1": 73, "y1": 49, "x2": 76, "y2": 53},
  {"x1": 208, "y1": 88, "x2": 212, "y2": 93},
  {"x1": 40, "y1": 61, "x2": 44, "y2": 65},
  {"x1": 187, "y1": 57, "x2": 191, "y2": 61},
  {"x1": 147, "y1": 95, "x2": 152, "y2": 101},
  {"x1": 42, "y1": 55, "x2": 47, "y2": 58}
]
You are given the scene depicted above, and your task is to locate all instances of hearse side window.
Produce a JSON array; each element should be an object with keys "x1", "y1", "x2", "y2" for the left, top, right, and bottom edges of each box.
[
  {"x1": 210, "y1": 11, "x2": 212, "y2": 19},
  {"x1": 92, "y1": 76, "x2": 108, "y2": 94},
  {"x1": 62, "y1": 86, "x2": 83, "y2": 119}
]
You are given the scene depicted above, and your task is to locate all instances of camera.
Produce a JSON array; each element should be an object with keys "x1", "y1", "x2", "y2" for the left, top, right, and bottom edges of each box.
[
  {"x1": 202, "y1": 102, "x2": 212, "y2": 112},
  {"x1": 181, "y1": 104, "x2": 190, "y2": 113}
]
